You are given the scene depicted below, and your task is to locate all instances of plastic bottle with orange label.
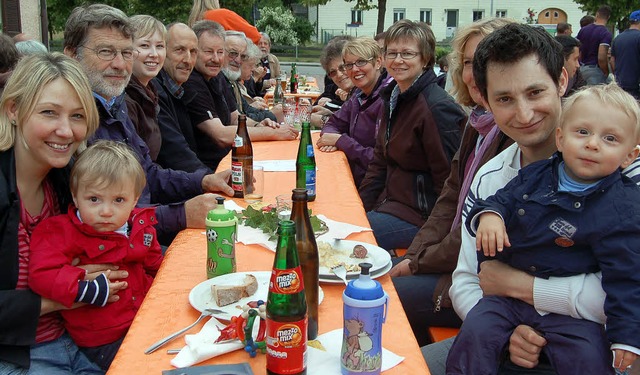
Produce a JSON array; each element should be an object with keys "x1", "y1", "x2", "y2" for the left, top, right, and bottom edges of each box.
[{"x1": 266, "y1": 220, "x2": 308, "y2": 375}]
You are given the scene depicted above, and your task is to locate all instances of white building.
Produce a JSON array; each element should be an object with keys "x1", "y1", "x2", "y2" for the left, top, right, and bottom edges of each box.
[{"x1": 308, "y1": 0, "x2": 586, "y2": 43}]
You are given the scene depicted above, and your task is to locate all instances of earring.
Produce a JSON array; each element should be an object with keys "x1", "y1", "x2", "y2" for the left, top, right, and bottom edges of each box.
[{"x1": 11, "y1": 120, "x2": 16, "y2": 126}]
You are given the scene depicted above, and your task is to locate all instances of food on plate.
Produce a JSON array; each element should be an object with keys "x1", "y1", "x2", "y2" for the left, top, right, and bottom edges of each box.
[
  {"x1": 318, "y1": 241, "x2": 371, "y2": 272},
  {"x1": 211, "y1": 274, "x2": 258, "y2": 307},
  {"x1": 352, "y1": 244, "x2": 368, "y2": 259}
]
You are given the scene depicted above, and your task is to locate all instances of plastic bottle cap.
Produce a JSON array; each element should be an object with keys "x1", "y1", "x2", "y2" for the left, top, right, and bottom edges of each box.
[
  {"x1": 206, "y1": 197, "x2": 238, "y2": 226},
  {"x1": 344, "y1": 262, "x2": 384, "y2": 300}
]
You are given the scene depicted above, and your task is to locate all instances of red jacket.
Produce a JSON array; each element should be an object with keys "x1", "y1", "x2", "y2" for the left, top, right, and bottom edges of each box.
[{"x1": 29, "y1": 206, "x2": 163, "y2": 347}]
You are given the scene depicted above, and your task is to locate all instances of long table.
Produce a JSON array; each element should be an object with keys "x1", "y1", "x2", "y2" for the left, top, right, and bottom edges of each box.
[{"x1": 106, "y1": 133, "x2": 430, "y2": 374}]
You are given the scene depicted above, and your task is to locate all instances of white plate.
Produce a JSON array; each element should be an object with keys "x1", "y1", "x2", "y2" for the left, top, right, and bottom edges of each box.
[
  {"x1": 319, "y1": 260, "x2": 393, "y2": 284},
  {"x1": 318, "y1": 240, "x2": 391, "y2": 277},
  {"x1": 189, "y1": 271, "x2": 324, "y2": 315}
]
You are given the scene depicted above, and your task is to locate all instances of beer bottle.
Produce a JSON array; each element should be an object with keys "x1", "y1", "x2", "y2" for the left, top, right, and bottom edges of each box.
[
  {"x1": 274, "y1": 77, "x2": 284, "y2": 105},
  {"x1": 289, "y1": 188, "x2": 319, "y2": 340},
  {"x1": 290, "y1": 63, "x2": 298, "y2": 94},
  {"x1": 295, "y1": 121, "x2": 316, "y2": 201},
  {"x1": 266, "y1": 220, "x2": 308, "y2": 375},
  {"x1": 231, "y1": 114, "x2": 253, "y2": 198}
]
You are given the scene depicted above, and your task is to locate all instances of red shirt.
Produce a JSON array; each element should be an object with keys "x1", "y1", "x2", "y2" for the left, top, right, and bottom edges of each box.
[{"x1": 17, "y1": 179, "x2": 65, "y2": 343}]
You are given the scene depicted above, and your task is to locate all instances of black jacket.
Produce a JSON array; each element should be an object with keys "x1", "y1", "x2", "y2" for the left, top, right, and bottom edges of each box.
[{"x1": 0, "y1": 149, "x2": 71, "y2": 369}]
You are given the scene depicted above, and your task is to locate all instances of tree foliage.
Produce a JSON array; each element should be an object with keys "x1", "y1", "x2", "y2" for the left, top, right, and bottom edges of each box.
[
  {"x1": 256, "y1": 6, "x2": 299, "y2": 45},
  {"x1": 573, "y1": 0, "x2": 638, "y2": 32}
]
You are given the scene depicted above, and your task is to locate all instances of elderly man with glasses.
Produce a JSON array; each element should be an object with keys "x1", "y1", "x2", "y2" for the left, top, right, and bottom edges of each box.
[{"x1": 64, "y1": 4, "x2": 235, "y2": 245}]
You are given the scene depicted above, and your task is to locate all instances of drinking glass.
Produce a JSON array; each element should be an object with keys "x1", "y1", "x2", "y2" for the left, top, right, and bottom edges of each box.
[{"x1": 243, "y1": 166, "x2": 264, "y2": 204}]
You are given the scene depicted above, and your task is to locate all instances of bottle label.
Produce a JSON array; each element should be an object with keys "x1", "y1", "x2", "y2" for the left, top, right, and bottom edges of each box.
[
  {"x1": 306, "y1": 144, "x2": 315, "y2": 158},
  {"x1": 270, "y1": 267, "x2": 305, "y2": 294},
  {"x1": 231, "y1": 161, "x2": 243, "y2": 192},
  {"x1": 266, "y1": 318, "x2": 307, "y2": 374},
  {"x1": 234, "y1": 135, "x2": 243, "y2": 147},
  {"x1": 305, "y1": 169, "x2": 316, "y2": 197}
]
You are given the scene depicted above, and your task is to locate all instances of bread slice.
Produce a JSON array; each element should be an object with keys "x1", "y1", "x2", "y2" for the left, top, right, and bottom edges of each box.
[{"x1": 211, "y1": 274, "x2": 258, "y2": 307}]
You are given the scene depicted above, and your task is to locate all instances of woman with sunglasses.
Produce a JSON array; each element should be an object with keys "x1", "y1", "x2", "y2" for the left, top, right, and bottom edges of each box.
[
  {"x1": 358, "y1": 20, "x2": 466, "y2": 251},
  {"x1": 317, "y1": 37, "x2": 392, "y2": 188}
]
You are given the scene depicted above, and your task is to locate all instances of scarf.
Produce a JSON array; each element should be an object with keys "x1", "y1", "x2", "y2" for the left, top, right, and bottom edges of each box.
[{"x1": 451, "y1": 107, "x2": 500, "y2": 230}]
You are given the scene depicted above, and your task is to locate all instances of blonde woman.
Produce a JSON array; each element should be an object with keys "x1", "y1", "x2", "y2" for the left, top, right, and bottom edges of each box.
[
  {"x1": 0, "y1": 53, "x2": 113, "y2": 374},
  {"x1": 125, "y1": 15, "x2": 166, "y2": 161}
]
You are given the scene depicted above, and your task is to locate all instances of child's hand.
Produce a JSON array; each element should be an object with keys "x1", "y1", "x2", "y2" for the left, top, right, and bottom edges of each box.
[
  {"x1": 105, "y1": 270, "x2": 128, "y2": 304},
  {"x1": 476, "y1": 212, "x2": 511, "y2": 257},
  {"x1": 613, "y1": 349, "x2": 637, "y2": 372}
]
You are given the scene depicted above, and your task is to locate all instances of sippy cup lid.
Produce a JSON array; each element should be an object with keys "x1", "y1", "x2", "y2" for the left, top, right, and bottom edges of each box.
[
  {"x1": 206, "y1": 197, "x2": 237, "y2": 225},
  {"x1": 344, "y1": 262, "x2": 384, "y2": 301}
]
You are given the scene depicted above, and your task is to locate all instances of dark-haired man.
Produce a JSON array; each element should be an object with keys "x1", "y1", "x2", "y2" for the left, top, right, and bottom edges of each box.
[
  {"x1": 576, "y1": 5, "x2": 612, "y2": 84},
  {"x1": 424, "y1": 22, "x2": 640, "y2": 375}
]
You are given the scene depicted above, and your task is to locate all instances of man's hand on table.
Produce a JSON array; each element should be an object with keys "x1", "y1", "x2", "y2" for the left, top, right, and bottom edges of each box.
[
  {"x1": 389, "y1": 258, "x2": 412, "y2": 277},
  {"x1": 271, "y1": 123, "x2": 300, "y2": 140},
  {"x1": 256, "y1": 118, "x2": 279, "y2": 128},
  {"x1": 185, "y1": 193, "x2": 225, "y2": 228},
  {"x1": 508, "y1": 325, "x2": 547, "y2": 368},
  {"x1": 202, "y1": 170, "x2": 233, "y2": 195}
]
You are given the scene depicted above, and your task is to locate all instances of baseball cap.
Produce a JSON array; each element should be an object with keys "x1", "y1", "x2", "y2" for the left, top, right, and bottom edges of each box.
[{"x1": 630, "y1": 10, "x2": 640, "y2": 22}]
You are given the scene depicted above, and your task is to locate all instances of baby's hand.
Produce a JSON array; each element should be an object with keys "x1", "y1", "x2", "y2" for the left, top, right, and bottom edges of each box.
[
  {"x1": 613, "y1": 349, "x2": 637, "y2": 372},
  {"x1": 476, "y1": 212, "x2": 511, "y2": 257},
  {"x1": 105, "y1": 269, "x2": 128, "y2": 304}
]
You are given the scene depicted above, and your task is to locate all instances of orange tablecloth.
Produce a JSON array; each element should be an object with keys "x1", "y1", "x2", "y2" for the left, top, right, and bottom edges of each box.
[{"x1": 107, "y1": 134, "x2": 429, "y2": 374}]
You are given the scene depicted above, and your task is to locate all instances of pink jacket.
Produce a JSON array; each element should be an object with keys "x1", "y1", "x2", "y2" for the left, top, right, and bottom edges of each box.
[{"x1": 29, "y1": 206, "x2": 163, "y2": 347}]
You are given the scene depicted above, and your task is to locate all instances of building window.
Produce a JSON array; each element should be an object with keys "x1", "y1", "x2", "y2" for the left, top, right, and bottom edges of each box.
[
  {"x1": 420, "y1": 9, "x2": 432, "y2": 24},
  {"x1": 393, "y1": 8, "x2": 405, "y2": 23},
  {"x1": 351, "y1": 9, "x2": 362, "y2": 25},
  {"x1": 472, "y1": 10, "x2": 484, "y2": 21},
  {"x1": 495, "y1": 10, "x2": 507, "y2": 18}
]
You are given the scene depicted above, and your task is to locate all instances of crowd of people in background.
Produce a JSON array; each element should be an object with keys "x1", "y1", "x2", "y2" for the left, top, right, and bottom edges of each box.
[{"x1": 1, "y1": 2, "x2": 640, "y2": 374}]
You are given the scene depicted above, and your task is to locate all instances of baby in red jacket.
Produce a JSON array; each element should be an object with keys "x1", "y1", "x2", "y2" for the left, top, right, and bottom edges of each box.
[{"x1": 29, "y1": 140, "x2": 163, "y2": 370}]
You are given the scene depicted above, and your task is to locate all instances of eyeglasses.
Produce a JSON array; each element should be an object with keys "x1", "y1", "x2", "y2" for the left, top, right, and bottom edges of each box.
[
  {"x1": 328, "y1": 64, "x2": 347, "y2": 78},
  {"x1": 384, "y1": 51, "x2": 420, "y2": 60},
  {"x1": 226, "y1": 49, "x2": 249, "y2": 61},
  {"x1": 79, "y1": 45, "x2": 139, "y2": 61},
  {"x1": 343, "y1": 57, "x2": 374, "y2": 71}
]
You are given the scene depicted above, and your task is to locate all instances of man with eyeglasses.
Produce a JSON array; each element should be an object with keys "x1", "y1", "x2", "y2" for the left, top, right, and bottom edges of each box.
[
  {"x1": 64, "y1": 4, "x2": 234, "y2": 245},
  {"x1": 182, "y1": 22, "x2": 298, "y2": 172},
  {"x1": 221, "y1": 31, "x2": 279, "y2": 123}
]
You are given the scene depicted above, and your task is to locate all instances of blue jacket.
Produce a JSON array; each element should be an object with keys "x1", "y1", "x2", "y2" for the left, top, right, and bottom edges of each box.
[
  {"x1": 468, "y1": 152, "x2": 640, "y2": 348},
  {"x1": 321, "y1": 71, "x2": 393, "y2": 187},
  {"x1": 89, "y1": 95, "x2": 208, "y2": 237}
]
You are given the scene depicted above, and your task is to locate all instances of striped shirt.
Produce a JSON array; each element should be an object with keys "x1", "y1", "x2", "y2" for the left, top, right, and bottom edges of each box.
[{"x1": 17, "y1": 179, "x2": 65, "y2": 343}]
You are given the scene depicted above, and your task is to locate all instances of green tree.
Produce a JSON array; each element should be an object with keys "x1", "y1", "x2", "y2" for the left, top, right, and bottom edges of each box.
[
  {"x1": 573, "y1": 0, "x2": 637, "y2": 32},
  {"x1": 256, "y1": 6, "x2": 299, "y2": 45}
]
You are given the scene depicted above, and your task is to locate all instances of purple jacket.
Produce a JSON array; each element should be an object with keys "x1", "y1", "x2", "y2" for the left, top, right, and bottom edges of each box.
[
  {"x1": 321, "y1": 72, "x2": 393, "y2": 187},
  {"x1": 89, "y1": 95, "x2": 208, "y2": 237}
]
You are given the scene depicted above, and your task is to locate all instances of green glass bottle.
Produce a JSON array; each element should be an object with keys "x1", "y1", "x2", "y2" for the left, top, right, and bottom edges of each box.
[
  {"x1": 295, "y1": 121, "x2": 316, "y2": 201},
  {"x1": 266, "y1": 220, "x2": 308, "y2": 375},
  {"x1": 290, "y1": 63, "x2": 298, "y2": 94}
]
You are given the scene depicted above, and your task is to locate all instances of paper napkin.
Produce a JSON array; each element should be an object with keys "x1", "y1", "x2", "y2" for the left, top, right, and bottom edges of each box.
[
  {"x1": 307, "y1": 328, "x2": 404, "y2": 374},
  {"x1": 170, "y1": 318, "x2": 244, "y2": 368}
]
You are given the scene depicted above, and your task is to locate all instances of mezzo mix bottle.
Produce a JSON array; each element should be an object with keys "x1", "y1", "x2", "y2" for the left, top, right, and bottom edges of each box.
[{"x1": 266, "y1": 220, "x2": 307, "y2": 375}]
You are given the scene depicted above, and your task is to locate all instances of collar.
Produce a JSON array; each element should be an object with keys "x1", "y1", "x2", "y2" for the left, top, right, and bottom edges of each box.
[
  {"x1": 93, "y1": 92, "x2": 118, "y2": 111},
  {"x1": 159, "y1": 70, "x2": 184, "y2": 99}
]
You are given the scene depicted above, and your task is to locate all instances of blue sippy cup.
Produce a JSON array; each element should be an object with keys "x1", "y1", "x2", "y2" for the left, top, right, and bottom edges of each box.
[{"x1": 341, "y1": 262, "x2": 389, "y2": 375}]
